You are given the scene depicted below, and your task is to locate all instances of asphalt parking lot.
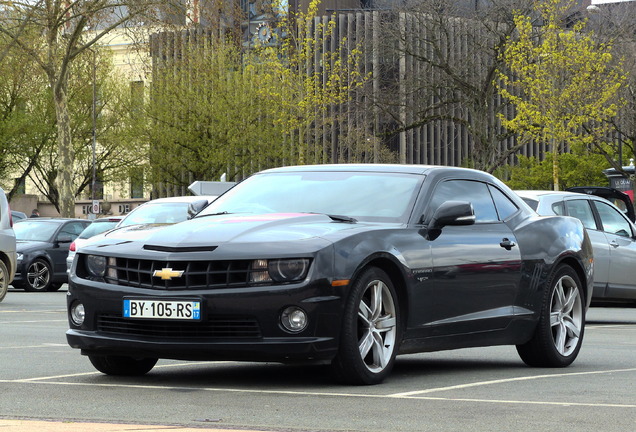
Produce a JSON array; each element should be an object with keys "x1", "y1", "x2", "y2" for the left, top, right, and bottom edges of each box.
[{"x1": 1, "y1": 288, "x2": 636, "y2": 432}]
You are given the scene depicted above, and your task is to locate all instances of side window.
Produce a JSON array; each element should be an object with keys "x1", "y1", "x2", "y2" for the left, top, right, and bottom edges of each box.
[
  {"x1": 429, "y1": 180, "x2": 498, "y2": 223},
  {"x1": 551, "y1": 201, "x2": 566, "y2": 216},
  {"x1": 594, "y1": 201, "x2": 634, "y2": 238},
  {"x1": 59, "y1": 222, "x2": 87, "y2": 240},
  {"x1": 565, "y1": 200, "x2": 597, "y2": 230},
  {"x1": 488, "y1": 185, "x2": 518, "y2": 220}
]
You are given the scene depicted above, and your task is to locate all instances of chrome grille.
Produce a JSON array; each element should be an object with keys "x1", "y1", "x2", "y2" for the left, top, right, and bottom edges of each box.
[
  {"x1": 97, "y1": 315, "x2": 262, "y2": 339},
  {"x1": 104, "y1": 258, "x2": 253, "y2": 290}
]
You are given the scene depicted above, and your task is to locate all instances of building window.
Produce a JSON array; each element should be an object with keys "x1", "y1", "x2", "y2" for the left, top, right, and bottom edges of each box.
[{"x1": 130, "y1": 168, "x2": 144, "y2": 199}]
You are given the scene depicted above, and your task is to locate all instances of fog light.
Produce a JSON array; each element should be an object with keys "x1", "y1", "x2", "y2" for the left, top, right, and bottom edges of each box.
[
  {"x1": 281, "y1": 306, "x2": 308, "y2": 333},
  {"x1": 70, "y1": 302, "x2": 85, "y2": 326}
]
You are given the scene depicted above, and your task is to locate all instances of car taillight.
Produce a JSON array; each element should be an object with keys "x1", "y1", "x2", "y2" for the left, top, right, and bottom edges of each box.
[{"x1": 69, "y1": 241, "x2": 76, "y2": 252}]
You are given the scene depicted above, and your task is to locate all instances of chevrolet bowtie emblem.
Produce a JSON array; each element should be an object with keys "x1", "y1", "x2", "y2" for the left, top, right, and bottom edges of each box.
[{"x1": 153, "y1": 268, "x2": 184, "y2": 280}]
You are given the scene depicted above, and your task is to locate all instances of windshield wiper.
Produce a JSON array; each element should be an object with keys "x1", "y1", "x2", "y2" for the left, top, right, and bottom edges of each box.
[
  {"x1": 304, "y1": 212, "x2": 357, "y2": 223},
  {"x1": 195, "y1": 211, "x2": 231, "y2": 218},
  {"x1": 327, "y1": 214, "x2": 357, "y2": 223}
]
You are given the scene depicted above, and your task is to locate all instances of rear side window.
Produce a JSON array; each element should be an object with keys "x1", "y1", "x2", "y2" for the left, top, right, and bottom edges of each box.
[
  {"x1": 565, "y1": 200, "x2": 597, "y2": 230},
  {"x1": 489, "y1": 186, "x2": 518, "y2": 220},
  {"x1": 551, "y1": 201, "x2": 565, "y2": 216},
  {"x1": 521, "y1": 197, "x2": 538, "y2": 211}
]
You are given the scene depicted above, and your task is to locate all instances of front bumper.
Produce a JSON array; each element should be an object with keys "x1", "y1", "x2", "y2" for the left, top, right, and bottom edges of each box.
[{"x1": 66, "y1": 277, "x2": 345, "y2": 363}]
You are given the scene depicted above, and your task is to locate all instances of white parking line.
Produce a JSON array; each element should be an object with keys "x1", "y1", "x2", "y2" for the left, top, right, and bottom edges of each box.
[
  {"x1": 2, "y1": 378, "x2": 636, "y2": 409},
  {"x1": 0, "y1": 320, "x2": 67, "y2": 324},
  {"x1": 2, "y1": 365, "x2": 636, "y2": 409},
  {"x1": 388, "y1": 367, "x2": 636, "y2": 397},
  {"x1": 0, "y1": 344, "x2": 70, "y2": 350}
]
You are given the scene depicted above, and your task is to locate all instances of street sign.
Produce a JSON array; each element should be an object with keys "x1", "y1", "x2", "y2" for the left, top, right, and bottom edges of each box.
[{"x1": 92, "y1": 200, "x2": 100, "y2": 215}]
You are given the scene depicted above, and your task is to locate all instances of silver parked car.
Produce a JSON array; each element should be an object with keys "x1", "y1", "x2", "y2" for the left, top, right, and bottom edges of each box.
[
  {"x1": 516, "y1": 190, "x2": 636, "y2": 304},
  {"x1": 66, "y1": 216, "x2": 124, "y2": 274},
  {"x1": 0, "y1": 187, "x2": 17, "y2": 302},
  {"x1": 66, "y1": 196, "x2": 217, "y2": 275}
]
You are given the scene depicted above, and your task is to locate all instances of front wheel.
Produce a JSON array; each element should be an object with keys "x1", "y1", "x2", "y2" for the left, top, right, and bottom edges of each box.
[
  {"x1": 88, "y1": 355, "x2": 158, "y2": 376},
  {"x1": 25, "y1": 258, "x2": 53, "y2": 292},
  {"x1": 517, "y1": 265, "x2": 585, "y2": 367},
  {"x1": 331, "y1": 267, "x2": 401, "y2": 385}
]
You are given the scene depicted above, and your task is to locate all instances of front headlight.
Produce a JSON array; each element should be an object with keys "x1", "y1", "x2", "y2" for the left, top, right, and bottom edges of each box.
[
  {"x1": 250, "y1": 258, "x2": 310, "y2": 284},
  {"x1": 85, "y1": 255, "x2": 107, "y2": 277},
  {"x1": 269, "y1": 259, "x2": 310, "y2": 282},
  {"x1": 17, "y1": 253, "x2": 23, "y2": 262}
]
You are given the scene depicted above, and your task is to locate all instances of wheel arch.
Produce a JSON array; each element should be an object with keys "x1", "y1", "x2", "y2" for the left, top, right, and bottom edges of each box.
[
  {"x1": 552, "y1": 255, "x2": 590, "y2": 306},
  {"x1": 0, "y1": 252, "x2": 12, "y2": 276},
  {"x1": 352, "y1": 254, "x2": 410, "y2": 329}
]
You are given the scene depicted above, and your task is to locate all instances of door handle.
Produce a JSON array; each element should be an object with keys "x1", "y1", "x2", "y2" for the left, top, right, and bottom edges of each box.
[
  {"x1": 500, "y1": 238, "x2": 516, "y2": 250},
  {"x1": 610, "y1": 240, "x2": 620, "y2": 248}
]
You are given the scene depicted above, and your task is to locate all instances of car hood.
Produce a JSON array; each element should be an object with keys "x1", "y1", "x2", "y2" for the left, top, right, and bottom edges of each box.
[
  {"x1": 84, "y1": 213, "x2": 390, "y2": 257},
  {"x1": 17, "y1": 240, "x2": 51, "y2": 253}
]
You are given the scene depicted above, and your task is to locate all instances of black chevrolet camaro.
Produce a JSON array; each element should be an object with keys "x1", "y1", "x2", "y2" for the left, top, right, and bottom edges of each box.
[{"x1": 66, "y1": 165, "x2": 594, "y2": 385}]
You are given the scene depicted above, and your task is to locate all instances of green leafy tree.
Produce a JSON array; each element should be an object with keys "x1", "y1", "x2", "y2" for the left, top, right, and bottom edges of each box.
[
  {"x1": 1, "y1": 29, "x2": 147, "y2": 208},
  {"x1": 251, "y1": 0, "x2": 369, "y2": 165},
  {"x1": 0, "y1": 28, "x2": 55, "y2": 199},
  {"x1": 145, "y1": 0, "x2": 369, "y2": 192},
  {"x1": 496, "y1": 0, "x2": 625, "y2": 190},
  {"x1": 144, "y1": 37, "x2": 287, "y2": 190},
  {"x1": 0, "y1": 0, "x2": 181, "y2": 216},
  {"x1": 505, "y1": 145, "x2": 610, "y2": 191}
]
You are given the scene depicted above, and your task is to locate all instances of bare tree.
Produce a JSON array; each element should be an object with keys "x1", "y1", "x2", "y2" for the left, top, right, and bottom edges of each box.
[{"x1": 375, "y1": 0, "x2": 536, "y2": 171}]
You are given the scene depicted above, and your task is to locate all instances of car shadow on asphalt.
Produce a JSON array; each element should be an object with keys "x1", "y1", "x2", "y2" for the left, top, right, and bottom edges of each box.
[{"x1": 86, "y1": 353, "x2": 526, "y2": 389}]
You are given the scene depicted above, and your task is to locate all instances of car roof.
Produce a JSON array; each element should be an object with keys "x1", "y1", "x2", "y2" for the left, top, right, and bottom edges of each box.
[
  {"x1": 18, "y1": 217, "x2": 88, "y2": 223},
  {"x1": 514, "y1": 190, "x2": 587, "y2": 199},
  {"x1": 261, "y1": 164, "x2": 453, "y2": 175},
  {"x1": 139, "y1": 195, "x2": 218, "y2": 205},
  {"x1": 92, "y1": 216, "x2": 124, "y2": 222}
]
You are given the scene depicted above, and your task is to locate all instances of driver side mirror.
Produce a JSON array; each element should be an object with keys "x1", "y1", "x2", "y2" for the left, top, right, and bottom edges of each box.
[
  {"x1": 57, "y1": 234, "x2": 73, "y2": 243},
  {"x1": 187, "y1": 199, "x2": 210, "y2": 219},
  {"x1": 423, "y1": 201, "x2": 475, "y2": 240}
]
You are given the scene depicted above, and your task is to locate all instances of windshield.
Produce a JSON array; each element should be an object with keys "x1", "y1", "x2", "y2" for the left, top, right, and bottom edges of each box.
[
  {"x1": 198, "y1": 171, "x2": 423, "y2": 223},
  {"x1": 78, "y1": 221, "x2": 120, "y2": 239},
  {"x1": 119, "y1": 202, "x2": 190, "y2": 227},
  {"x1": 14, "y1": 220, "x2": 59, "y2": 242}
]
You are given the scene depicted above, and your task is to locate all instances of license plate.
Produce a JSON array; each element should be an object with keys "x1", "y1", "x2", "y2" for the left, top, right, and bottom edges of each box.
[{"x1": 123, "y1": 299, "x2": 201, "y2": 320}]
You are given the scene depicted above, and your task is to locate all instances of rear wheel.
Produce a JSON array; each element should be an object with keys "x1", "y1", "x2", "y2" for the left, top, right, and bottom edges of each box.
[
  {"x1": 331, "y1": 267, "x2": 401, "y2": 385},
  {"x1": 25, "y1": 258, "x2": 52, "y2": 292},
  {"x1": 88, "y1": 355, "x2": 158, "y2": 376},
  {"x1": 517, "y1": 265, "x2": 585, "y2": 367},
  {"x1": 0, "y1": 260, "x2": 9, "y2": 302}
]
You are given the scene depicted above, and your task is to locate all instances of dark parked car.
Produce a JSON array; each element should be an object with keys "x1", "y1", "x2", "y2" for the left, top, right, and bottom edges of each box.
[
  {"x1": 517, "y1": 189, "x2": 636, "y2": 304},
  {"x1": 67, "y1": 165, "x2": 593, "y2": 384},
  {"x1": 14, "y1": 218, "x2": 91, "y2": 292}
]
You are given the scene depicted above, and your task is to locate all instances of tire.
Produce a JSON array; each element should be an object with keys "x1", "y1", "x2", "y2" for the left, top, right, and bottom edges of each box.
[
  {"x1": 24, "y1": 258, "x2": 52, "y2": 292},
  {"x1": 517, "y1": 265, "x2": 585, "y2": 367},
  {"x1": 0, "y1": 260, "x2": 8, "y2": 302},
  {"x1": 331, "y1": 267, "x2": 401, "y2": 385},
  {"x1": 88, "y1": 355, "x2": 158, "y2": 376}
]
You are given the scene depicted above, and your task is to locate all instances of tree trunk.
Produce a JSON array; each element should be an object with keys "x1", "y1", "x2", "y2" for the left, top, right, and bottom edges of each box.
[{"x1": 53, "y1": 79, "x2": 75, "y2": 217}]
